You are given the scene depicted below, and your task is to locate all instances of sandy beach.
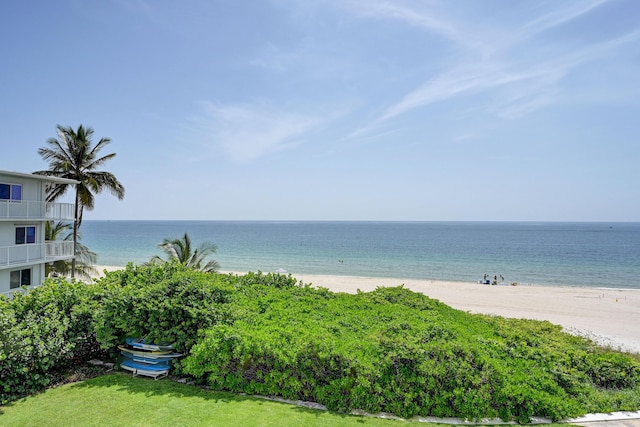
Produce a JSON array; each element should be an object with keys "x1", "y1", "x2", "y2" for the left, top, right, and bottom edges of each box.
[{"x1": 95, "y1": 266, "x2": 640, "y2": 354}]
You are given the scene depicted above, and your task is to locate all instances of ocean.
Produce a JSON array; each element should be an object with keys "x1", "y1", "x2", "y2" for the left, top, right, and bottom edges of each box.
[{"x1": 81, "y1": 221, "x2": 640, "y2": 290}]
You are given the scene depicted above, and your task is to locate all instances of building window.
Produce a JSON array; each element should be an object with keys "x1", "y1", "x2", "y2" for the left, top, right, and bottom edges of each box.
[
  {"x1": 0, "y1": 183, "x2": 22, "y2": 201},
  {"x1": 10, "y1": 269, "x2": 31, "y2": 289},
  {"x1": 15, "y1": 226, "x2": 37, "y2": 244}
]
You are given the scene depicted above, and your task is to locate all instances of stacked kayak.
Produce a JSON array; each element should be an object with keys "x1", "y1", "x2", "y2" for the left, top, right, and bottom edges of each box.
[{"x1": 120, "y1": 337, "x2": 182, "y2": 379}]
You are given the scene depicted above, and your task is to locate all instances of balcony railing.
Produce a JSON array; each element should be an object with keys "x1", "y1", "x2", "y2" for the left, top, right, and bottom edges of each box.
[
  {"x1": 0, "y1": 200, "x2": 75, "y2": 220},
  {"x1": 45, "y1": 202, "x2": 76, "y2": 220},
  {"x1": 0, "y1": 241, "x2": 75, "y2": 268}
]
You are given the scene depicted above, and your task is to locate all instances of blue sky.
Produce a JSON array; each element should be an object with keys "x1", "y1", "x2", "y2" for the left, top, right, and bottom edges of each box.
[{"x1": 2, "y1": 0, "x2": 639, "y2": 221}]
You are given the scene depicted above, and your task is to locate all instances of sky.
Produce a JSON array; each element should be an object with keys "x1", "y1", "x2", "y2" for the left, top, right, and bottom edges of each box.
[{"x1": 2, "y1": 0, "x2": 639, "y2": 221}]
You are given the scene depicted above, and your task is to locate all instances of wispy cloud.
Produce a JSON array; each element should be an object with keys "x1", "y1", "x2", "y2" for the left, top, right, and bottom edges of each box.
[
  {"x1": 196, "y1": 102, "x2": 323, "y2": 163},
  {"x1": 378, "y1": 59, "x2": 571, "y2": 121},
  {"x1": 338, "y1": 0, "x2": 489, "y2": 53},
  {"x1": 522, "y1": 0, "x2": 611, "y2": 36},
  {"x1": 345, "y1": 0, "x2": 637, "y2": 129}
]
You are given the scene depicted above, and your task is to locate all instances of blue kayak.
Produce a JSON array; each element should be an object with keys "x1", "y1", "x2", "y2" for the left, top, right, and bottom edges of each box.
[
  {"x1": 126, "y1": 337, "x2": 174, "y2": 352},
  {"x1": 118, "y1": 346, "x2": 182, "y2": 359},
  {"x1": 121, "y1": 358, "x2": 171, "y2": 372},
  {"x1": 121, "y1": 352, "x2": 173, "y2": 366}
]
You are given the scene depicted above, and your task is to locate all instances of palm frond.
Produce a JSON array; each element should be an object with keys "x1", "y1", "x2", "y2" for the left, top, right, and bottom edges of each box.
[
  {"x1": 86, "y1": 171, "x2": 125, "y2": 199},
  {"x1": 45, "y1": 220, "x2": 97, "y2": 280},
  {"x1": 152, "y1": 233, "x2": 220, "y2": 273},
  {"x1": 36, "y1": 124, "x2": 125, "y2": 278}
]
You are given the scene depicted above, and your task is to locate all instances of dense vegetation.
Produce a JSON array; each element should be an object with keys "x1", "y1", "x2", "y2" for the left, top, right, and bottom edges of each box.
[{"x1": 2, "y1": 263, "x2": 639, "y2": 423}]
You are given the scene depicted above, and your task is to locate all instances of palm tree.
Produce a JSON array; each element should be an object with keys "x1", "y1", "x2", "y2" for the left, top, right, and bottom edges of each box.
[
  {"x1": 45, "y1": 221, "x2": 98, "y2": 280},
  {"x1": 150, "y1": 233, "x2": 220, "y2": 273},
  {"x1": 34, "y1": 124, "x2": 125, "y2": 277}
]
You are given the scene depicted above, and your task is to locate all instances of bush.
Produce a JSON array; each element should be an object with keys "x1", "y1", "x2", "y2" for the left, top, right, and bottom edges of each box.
[
  {"x1": 93, "y1": 262, "x2": 234, "y2": 359},
  {"x1": 585, "y1": 352, "x2": 640, "y2": 389},
  {"x1": 2, "y1": 265, "x2": 639, "y2": 422},
  {"x1": 182, "y1": 283, "x2": 640, "y2": 422},
  {"x1": 0, "y1": 279, "x2": 102, "y2": 404}
]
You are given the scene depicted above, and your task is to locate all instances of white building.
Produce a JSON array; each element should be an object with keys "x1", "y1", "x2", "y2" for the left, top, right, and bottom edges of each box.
[{"x1": 0, "y1": 169, "x2": 78, "y2": 297}]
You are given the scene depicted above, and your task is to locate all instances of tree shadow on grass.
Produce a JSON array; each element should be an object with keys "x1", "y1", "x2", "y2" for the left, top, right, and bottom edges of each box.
[
  {"x1": 2, "y1": 372, "x2": 405, "y2": 425},
  {"x1": 70, "y1": 371, "x2": 263, "y2": 406},
  {"x1": 70, "y1": 372, "x2": 368, "y2": 423}
]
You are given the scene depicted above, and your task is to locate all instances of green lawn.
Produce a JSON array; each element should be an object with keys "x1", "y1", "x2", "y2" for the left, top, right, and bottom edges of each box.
[
  {"x1": 0, "y1": 373, "x2": 580, "y2": 426},
  {"x1": 0, "y1": 373, "x2": 419, "y2": 426}
]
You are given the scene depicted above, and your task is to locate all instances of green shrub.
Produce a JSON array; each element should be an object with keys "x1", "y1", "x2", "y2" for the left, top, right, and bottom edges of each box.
[
  {"x1": 0, "y1": 279, "x2": 101, "y2": 404},
  {"x1": 2, "y1": 265, "x2": 639, "y2": 422},
  {"x1": 585, "y1": 352, "x2": 640, "y2": 389},
  {"x1": 93, "y1": 262, "x2": 234, "y2": 359},
  {"x1": 229, "y1": 271, "x2": 303, "y2": 289},
  {"x1": 182, "y1": 283, "x2": 640, "y2": 422}
]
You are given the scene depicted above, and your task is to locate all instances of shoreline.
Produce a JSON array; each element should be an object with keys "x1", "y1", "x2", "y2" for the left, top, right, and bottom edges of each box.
[{"x1": 94, "y1": 266, "x2": 640, "y2": 354}]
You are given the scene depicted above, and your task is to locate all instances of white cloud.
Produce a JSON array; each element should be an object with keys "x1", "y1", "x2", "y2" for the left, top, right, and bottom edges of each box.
[
  {"x1": 364, "y1": 1, "x2": 640, "y2": 125},
  {"x1": 338, "y1": 0, "x2": 489, "y2": 53},
  {"x1": 522, "y1": 0, "x2": 611, "y2": 36},
  {"x1": 378, "y1": 63, "x2": 536, "y2": 121},
  {"x1": 197, "y1": 102, "x2": 323, "y2": 163}
]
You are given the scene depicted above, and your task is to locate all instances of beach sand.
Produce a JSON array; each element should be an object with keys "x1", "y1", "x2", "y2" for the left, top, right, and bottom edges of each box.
[{"x1": 95, "y1": 266, "x2": 640, "y2": 354}]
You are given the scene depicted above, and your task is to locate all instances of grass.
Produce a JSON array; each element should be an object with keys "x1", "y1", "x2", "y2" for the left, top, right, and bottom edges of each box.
[
  {"x1": 0, "y1": 373, "x2": 577, "y2": 427},
  {"x1": 0, "y1": 373, "x2": 418, "y2": 427}
]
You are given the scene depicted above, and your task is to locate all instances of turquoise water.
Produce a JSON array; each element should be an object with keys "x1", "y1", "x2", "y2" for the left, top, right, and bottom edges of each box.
[{"x1": 81, "y1": 221, "x2": 640, "y2": 289}]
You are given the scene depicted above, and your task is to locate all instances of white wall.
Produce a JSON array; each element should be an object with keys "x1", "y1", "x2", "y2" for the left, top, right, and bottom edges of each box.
[
  {"x1": 0, "y1": 263, "x2": 44, "y2": 296},
  {"x1": 0, "y1": 173, "x2": 47, "y2": 295},
  {"x1": 0, "y1": 174, "x2": 41, "y2": 201}
]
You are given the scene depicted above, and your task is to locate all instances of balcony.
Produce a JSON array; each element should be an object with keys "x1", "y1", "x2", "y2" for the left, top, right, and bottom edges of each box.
[
  {"x1": 0, "y1": 200, "x2": 75, "y2": 221},
  {"x1": 0, "y1": 241, "x2": 75, "y2": 268}
]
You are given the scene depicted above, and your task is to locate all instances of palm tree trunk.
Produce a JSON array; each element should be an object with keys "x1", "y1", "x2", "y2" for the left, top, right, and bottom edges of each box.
[{"x1": 71, "y1": 189, "x2": 79, "y2": 279}]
